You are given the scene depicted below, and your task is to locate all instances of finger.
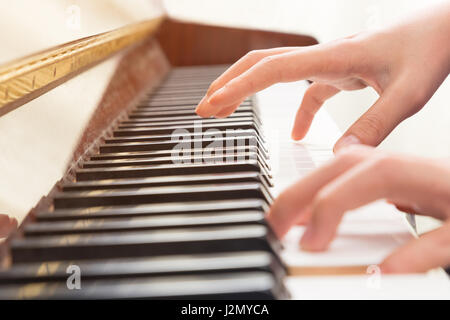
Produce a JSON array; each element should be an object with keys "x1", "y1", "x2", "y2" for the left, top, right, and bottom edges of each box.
[
  {"x1": 206, "y1": 47, "x2": 297, "y2": 97},
  {"x1": 301, "y1": 156, "x2": 450, "y2": 251},
  {"x1": 291, "y1": 83, "x2": 340, "y2": 140},
  {"x1": 300, "y1": 157, "x2": 393, "y2": 251},
  {"x1": 380, "y1": 222, "x2": 450, "y2": 273},
  {"x1": 267, "y1": 145, "x2": 374, "y2": 238},
  {"x1": 333, "y1": 78, "x2": 422, "y2": 152},
  {"x1": 196, "y1": 47, "x2": 297, "y2": 117},
  {"x1": 214, "y1": 100, "x2": 244, "y2": 118},
  {"x1": 295, "y1": 207, "x2": 313, "y2": 226},
  {"x1": 206, "y1": 46, "x2": 338, "y2": 115}
]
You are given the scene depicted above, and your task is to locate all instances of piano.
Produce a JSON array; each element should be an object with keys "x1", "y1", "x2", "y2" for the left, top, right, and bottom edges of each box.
[{"x1": 0, "y1": 2, "x2": 449, "y2": 299}]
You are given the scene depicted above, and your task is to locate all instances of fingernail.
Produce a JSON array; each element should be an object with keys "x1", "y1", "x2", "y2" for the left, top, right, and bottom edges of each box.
[{"x1": 334, "y1": 135, "x2": 361, "y2": 153}]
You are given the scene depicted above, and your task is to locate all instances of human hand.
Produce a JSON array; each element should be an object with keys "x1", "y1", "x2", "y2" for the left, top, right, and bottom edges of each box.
[
  {"x1": 267, "y1": 145, "x2": 450, "y2": 273},
  {"x1": 196, "y1": 3, "x2": 450, "y2": 151}
]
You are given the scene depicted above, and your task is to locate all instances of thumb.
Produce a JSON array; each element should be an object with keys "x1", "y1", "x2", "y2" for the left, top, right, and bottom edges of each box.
[
  {"x1": 380, "y1": 222, "x2": 450, "y2": 274},
  {"x1": 334, "y1": 82, "x2": 413, "y2": 152}
]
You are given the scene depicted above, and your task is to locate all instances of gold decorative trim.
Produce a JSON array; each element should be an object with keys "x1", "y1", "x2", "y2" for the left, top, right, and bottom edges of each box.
[{"x1": 0, "y1": 17, "x2": 164, "y2": 117}]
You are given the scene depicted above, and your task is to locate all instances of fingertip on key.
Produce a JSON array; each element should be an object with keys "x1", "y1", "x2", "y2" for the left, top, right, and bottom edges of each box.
[
  {"x1": 195, "y1": 96, "x2": 214, "y2": 118},
  {"x1": 291, "y1": 130, "x2": 304, "y2": 141}
]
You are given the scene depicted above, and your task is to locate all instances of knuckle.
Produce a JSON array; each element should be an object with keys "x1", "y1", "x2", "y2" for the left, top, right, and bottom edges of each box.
[
  {"x1": 410, "y1": 87, "x2": 428, "y2": 111},
  {"x1": 258, "y1": 55, "x2": 283, "y2": 82},
  {"x1": 245, "y1": 50, "x2": 261, "y2": 61},
  {"x1": 240, "y1": 76, "x2": 256, "y2": 92},
  {"x1": 260, "y1": 55, "x2": 279, "y2": 67},
  {"x1": 306, "y1": 90, "x2": 325, "y2": 107}
]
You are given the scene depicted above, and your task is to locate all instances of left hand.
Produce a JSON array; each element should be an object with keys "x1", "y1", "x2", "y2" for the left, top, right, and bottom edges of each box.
[{"x1": 267, "y1": 145, "x2": 450, "y2": 273}]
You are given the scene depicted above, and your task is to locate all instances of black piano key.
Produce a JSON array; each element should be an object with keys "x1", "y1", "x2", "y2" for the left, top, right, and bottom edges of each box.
[
  {"x1": 0, "y1": 271, "x2": 288, "y2": 299},
  {"x1": 144, "y1": 98, "x2": 250, "y2": 108},
  {"x1": 90, "y1": 145, "x2": 267, "y2": 161},
  {"x1": 153, "y1": 82, "x2": 217, "y2": 91},
  {"x1": 133, "y1": 104, "x2": 204, "y2": 112},
  {"x1": 24, "y1": 210, "x2": 266, "y2": 236},
  {"x1": 35, "y1": 199, "x2": 269, "y2": 221},
  {"x1": 0, "y1": 66, "x2": 285, "y2": 300},
  {"x1": 112, "y1": 121, "x2": 263, "y2": 137},
  {"x1": 98, "y1": 136, "x2": 265, "y2": 153},
  {"x1": 0, "y1": 251, "x2": 285, "y2": 284},
  {"x1": 82, "y1": 153, "x2": 272, "y2": 178},
  {"x1": 129, "y1": 106, "x2": 258, "y2": 118},
  {"x1": 151, "y1": 89, "x2": 208, "y2": 95},
  {"x1": 146, "y1": 88, "x2": 249, "y2": 101},
  {"x1": 104, "y1": 129, "x2": 265, "y2": 145},
  {"x1": 133, "y1": 104, "x2": 252, "y2": 113},
  {"x1": 158, "y1": 77, "x2": 220, "y2": 85},
  {"x1": 148, "y1": 95, "x2": 208, "y2": 104},
  {"x1": 137, "y1": 100, "x2": 251, "y2": 109},
  {"x1": 53, "y1": 182, "x2": 273, "y2": 209},
  {"x1": 11, "y1": 224, "x2": 281, "y2": 262},
  {"x1": 134, "y1": 105, "x2": 200, "y2": 112},
  {"x1": 159, "y1": 76, "x2": 225, "y2": 85},
  {"x1": 142, "y1": 98, "x2": 207, "y2": 107},
  {"x1": 162, "y1": 74, "x2": 222, "y2": 82},
  {"x1": 123, "y1": 115, "x2": 261, "y2": 128},
  {"x1": 162, "y1": 71, "x2": 224, "y2": 79},
  {"x1": 151, "y1": 88, "x2": 209, "y2": 95},
  {"x1": 62, "y1": 172, "x2": 266, "y2": 191},
  {"x1": 82, "y1": 152, "x2": 270, "y2": 172},
  {"x1": 76, "y1": 160, "x2": 271, "y2": 182},
  {"x1": 117, "y1": 116, "x2": 258, "y2": 129},
  {"x1": 122, "y1": 112, "x2": 259, "y2": 124}
]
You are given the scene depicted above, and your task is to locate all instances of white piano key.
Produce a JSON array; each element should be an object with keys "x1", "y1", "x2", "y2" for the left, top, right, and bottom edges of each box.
[{"x1": 255, "y1": 81, "x2": 450, "y2": 292}]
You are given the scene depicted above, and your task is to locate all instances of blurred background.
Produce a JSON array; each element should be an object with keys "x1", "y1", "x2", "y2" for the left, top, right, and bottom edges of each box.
[{"x1": 0, "y1": 0, "x2": 448, "y2": 224}]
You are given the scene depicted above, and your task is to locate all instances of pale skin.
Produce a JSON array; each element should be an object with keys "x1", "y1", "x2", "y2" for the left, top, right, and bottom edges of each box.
[{"x1": 196, "y1": 3, "x2": 450, "y2": 273}]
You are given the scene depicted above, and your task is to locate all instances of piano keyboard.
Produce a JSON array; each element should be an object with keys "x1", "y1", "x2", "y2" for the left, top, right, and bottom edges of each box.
[{"x1": 0, "y1": 65, "x2": 290, "y2": 299}]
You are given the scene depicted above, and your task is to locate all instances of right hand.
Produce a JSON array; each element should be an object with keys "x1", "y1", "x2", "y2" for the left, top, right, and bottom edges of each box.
[
  {"x1": 195, "y1": 3, "x2": 450, "y2": 151},
  {"x1": 267, "y1": 145, "x2": 450, "y2": 273}
]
